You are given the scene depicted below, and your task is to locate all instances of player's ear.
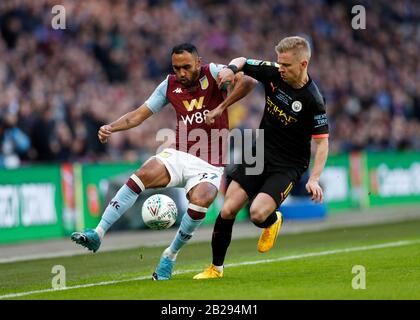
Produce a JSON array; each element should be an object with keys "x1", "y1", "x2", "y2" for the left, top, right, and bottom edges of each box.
[
  {"x1": 301, "y1": 59, "x2": 308, "y2": 68},
  {"x1": 196, "y1": 56, "x2": 202, "y2": 67}
]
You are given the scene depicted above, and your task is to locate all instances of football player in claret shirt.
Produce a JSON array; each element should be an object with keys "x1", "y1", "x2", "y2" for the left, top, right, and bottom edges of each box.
[
  {"x1": 71, "y1": 43, "x2": 257, "y2": 280},
  {"x1": 194, "y1": 36, "x2": 329, "y2": 279}
]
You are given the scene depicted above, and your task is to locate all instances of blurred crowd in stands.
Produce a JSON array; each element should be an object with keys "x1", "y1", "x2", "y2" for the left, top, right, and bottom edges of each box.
[{"x1": 0, "y1": 0, "x2": 419, "y2": 168}]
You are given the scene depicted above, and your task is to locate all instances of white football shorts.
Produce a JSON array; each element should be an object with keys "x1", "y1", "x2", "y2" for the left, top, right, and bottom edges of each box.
[{"x1": 152, "y1": 148, "x2": 224, "y2": 193}]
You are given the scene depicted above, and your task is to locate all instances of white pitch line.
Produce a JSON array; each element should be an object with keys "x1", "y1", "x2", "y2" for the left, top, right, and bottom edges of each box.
[
  {"x1": 1, "y1": 239, "x2": 419, "y2": 300},
  {"x1": 0, "y1": 242, "x2": 171, "y2": 264}
]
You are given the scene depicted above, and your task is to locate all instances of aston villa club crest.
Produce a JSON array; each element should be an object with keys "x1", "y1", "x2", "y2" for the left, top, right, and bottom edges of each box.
[{"x1": 199, "y1": 76, "x2": 209, "y2": 90}]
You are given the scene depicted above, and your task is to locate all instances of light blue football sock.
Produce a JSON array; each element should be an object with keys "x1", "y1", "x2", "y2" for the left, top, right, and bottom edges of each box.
[
  {"x1": 97, "y1": 184, "x2": 140, "y2": 234},
  {"x1": 168, "y1": 209, "x2": 206, "y2": 256}
]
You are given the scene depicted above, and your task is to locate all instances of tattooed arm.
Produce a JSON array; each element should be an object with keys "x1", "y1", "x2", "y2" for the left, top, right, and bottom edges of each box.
[
  {"x1": 98, "y1": 77, "x2": 169, "y2": 144},
  {"x1": 98, "y1": 105, "x2": 154, "y2": 143}
]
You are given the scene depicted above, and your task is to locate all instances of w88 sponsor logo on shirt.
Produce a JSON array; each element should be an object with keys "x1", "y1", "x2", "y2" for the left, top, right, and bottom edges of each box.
[{"x1": 181, "y1": 109, "x2": 210, "y2": 125}]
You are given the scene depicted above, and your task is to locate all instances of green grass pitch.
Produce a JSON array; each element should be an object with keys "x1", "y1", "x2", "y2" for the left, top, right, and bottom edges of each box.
[{"x1": 1, "y1": 219, "x2": 420, "y2": 300}]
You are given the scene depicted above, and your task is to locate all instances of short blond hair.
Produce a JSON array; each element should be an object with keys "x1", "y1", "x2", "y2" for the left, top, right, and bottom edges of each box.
[{"x1": 275, "y1": 36, "x2": 311, "y2": 60}]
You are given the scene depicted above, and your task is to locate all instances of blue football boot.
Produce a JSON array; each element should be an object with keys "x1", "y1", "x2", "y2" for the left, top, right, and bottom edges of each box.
[
  {"x1": 71, "y1": 229, "x2": 101, "y2": 253},
  {"x1": 152, "y1": 252, "x2": 176, "y2": 280}
]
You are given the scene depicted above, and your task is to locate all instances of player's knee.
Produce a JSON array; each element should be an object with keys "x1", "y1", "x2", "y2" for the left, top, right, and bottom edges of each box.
[
  {"x1": 220, "y1": 205, "x2": 237, "y2": 220},
  {"x1": 249, "y1": 207, "x2": 268, "y2": 225},
  {"x1": 134, "y1": 169, "x2": 150, "y2": 185},
  {"x1": 189, "y1": 183, "x2": 218, "y2": 208},
  {"x1": 189, "y1": 192, "x2": 214, "y2": 209}
]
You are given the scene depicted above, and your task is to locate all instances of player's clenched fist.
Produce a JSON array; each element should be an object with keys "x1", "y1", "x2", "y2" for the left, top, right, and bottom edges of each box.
[
  {"x1": 98, "y1": 125, "x2": 112, "y2": 143},
  {"x1": 205, "y1": 106, "x2": 224, "y2": 125}
]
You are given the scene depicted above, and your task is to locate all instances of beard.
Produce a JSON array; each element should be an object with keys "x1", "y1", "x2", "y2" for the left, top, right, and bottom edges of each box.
[{"x1": 179, "y1": 69, "x2": 200, "y2": 88}]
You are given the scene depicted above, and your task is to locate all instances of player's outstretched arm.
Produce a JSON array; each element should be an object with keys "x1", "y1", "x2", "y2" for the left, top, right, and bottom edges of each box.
[
  {"x1": 305, "y1": 137, "x2": 329, "y2": 203},
  {"x1": 205, "y1": 73, "x2": 257, "y2": 125},
  {"x1": 98, "y1": 104, "x2": 153, "y2": 143}
]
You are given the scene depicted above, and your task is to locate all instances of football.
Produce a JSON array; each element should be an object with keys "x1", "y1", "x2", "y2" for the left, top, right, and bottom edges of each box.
[{"x1": 141, "y1": 194, "x2": 178, "y2": 230}]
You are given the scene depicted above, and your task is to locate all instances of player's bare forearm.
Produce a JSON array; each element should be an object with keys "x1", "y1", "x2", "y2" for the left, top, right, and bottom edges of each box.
[
  {"x1": 217, "y1": 58, "x2": 248, "y2": 87},
  {"x1": 98, "y1": 104, "x2": 153, "y2": 143},
  {"x1": 218, "y1": 73, "x2": 257, "y2": 111},
  {"x1": 108, "y1": 112, "x2": 139, "y2": 132},
  {"x1": 305, "y1": 137, "x2": 328, "y2": 203},
  {"x1": 109, "y1": 104, "x2": 153, "y2": 132},
  {"x1": 309, "y1": 137, "x2": 329, "y2": 182},
  {"x1": 205, "y1": 74, "x2": 256, "y2": 126},
  {"x1": 228, "y1": 57, "x2": 247, "y2": 70}
]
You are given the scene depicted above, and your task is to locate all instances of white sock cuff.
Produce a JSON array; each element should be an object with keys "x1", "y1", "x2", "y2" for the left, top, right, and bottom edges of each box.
[
  {"x1": 214, "y1": 265, "x2": 224, "y2": 272},
  {"x1": 163, "y1": 247, "x2": 178, "y2": 260},
  {"x1": 188, "y1": 203, "x2": 208, "y2": 213},
  {"x1": 130, "y1": 174, "x2": 145, "y2": 191},
  {"x1": 95, "y1": 226, "x2": 105, "y2": 240}
]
